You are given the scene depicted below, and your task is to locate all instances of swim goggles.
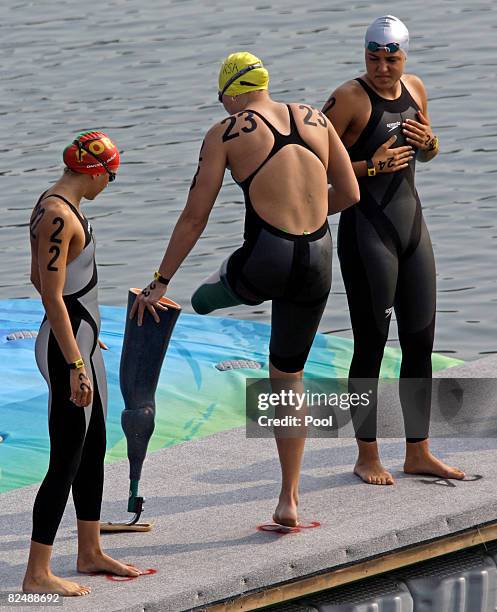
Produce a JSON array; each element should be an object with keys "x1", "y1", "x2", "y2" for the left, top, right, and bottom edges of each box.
[
  {"x1": 367, "y1": 41, "x2": 401, "y2": 53},
  {"x1": 74, "y1": 138, "x2": 116, "y2": 182},
  {"x1": 218, "y1": 63, "x2": 262, "y2": 102}
]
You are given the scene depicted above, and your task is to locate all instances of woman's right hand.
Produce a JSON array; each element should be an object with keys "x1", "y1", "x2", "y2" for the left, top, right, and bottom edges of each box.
[
  {"x1": 130, "y1": 280, "x2": 169, "y2": 326},
  {"x1": 70, "y1": 367, "x2": 93, "y2": 407},
  {"x1": 372, "y1": 135, "x2": 414, "y2": 174}
]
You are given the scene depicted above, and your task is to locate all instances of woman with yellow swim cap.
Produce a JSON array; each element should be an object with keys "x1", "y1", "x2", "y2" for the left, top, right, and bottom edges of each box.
[{"x1": 132, "y1": 51, "x2": 359, "y2": 528}]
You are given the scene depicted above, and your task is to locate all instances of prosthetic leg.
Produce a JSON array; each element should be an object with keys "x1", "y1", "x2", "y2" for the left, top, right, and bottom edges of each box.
[{"x1": 101, "y1": 288, "x2": 181, "y2": 532}]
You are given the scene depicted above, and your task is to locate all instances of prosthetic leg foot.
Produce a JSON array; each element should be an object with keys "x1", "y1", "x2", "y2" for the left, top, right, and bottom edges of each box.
[{"x1": 100, "y1": 288, "x2": 181, "y2": 533}]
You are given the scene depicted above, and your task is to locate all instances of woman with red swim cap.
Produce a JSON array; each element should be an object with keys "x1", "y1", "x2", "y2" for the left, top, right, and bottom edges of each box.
[
  {"x1": 63, "y1": 131, "x2": 120, "y2": 179},
  {"x1": 24, "y1": 131, "x2": 143, "y2": 597}
]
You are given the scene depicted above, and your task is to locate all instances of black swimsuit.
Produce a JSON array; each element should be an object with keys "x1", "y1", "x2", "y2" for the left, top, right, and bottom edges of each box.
[
  {"x1": 31, "y1": 192, "x2": 107, "y2": 545},
  {"x1": 338, "y1": 78, "x2": 435, "y2": 441},
  {"x1": 191, "y1": 105, "x2": 332, "y2": 373}
]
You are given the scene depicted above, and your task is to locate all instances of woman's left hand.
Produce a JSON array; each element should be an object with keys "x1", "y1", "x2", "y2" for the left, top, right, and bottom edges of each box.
[
  {"x1": 98, "y1": 338, "x2": 108, "y2": 350},
  {"x1": 402, "y1": 111, "x2": 436, "y2": 151},
  {"x1": 129, "y1": 281, "x2": 169, "y2": 326}
]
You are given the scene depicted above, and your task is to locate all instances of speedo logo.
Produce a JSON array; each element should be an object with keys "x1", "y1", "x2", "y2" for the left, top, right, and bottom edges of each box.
[
  {"x1": 387, "y1": 121, "x2": 401, "y2": 133},
  {"x1": 385, "y1": 306, "x2": 393, "y2": 318}
]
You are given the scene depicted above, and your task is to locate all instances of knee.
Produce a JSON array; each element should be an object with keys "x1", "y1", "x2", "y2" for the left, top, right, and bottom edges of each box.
[
  {"x1": 269, "y1": 349, "x2": 308, "y2": 375},
  {"x1": 352, "y1": 330, "x2": 388, "y2": 365},
  {"x1": 269, "y1": 359, "x2": 304, "y2": 379},
  {"x1": 191, "y1": 286, "x2": 205, "y2": 314},
  {"x1": 45, "y1": 455, "x2": 80, "y2": 485},
  {"x1": 121, "y1": 405, "x2": 156, "y2": 439},
  {"x1": 191, "y1": 291, "x2": 211, "y2": 315},
  {"x1": 399, "y1": 327, "x2": 434, "y2": 359}
]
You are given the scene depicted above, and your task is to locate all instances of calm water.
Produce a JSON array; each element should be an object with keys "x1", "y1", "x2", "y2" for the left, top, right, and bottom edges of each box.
[{"x1": 0, "y1": 0, "x2": 496, "y2": 361}]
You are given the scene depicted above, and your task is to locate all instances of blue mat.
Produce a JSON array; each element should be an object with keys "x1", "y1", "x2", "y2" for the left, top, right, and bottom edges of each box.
[{"x1": 0, "y1": 299, "x2": 461, "y2": 493}]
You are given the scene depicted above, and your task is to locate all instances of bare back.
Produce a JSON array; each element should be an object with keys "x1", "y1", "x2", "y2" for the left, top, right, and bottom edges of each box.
[
  {"x1": 217, "y1": 101, "x2": 331, "y2": 234},
  {"x1": 182, "y1": 93, "x2": 357, "y2": 242}
]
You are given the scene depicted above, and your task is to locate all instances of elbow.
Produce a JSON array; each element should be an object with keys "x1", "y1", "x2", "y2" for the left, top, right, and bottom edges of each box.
[
  {"x1": 348, "y1": 176, "x2": 361, "y2": 206},
  {"x1": 41, "y1": 293, "x2": 64, "y2": 311},
  {"x1": 31, "y1": 277, "x2": 42, "y2": 295},
  {"x1": 327, "y1": 174, "x2": 360, "y2": 214},
  {"x1": 347, "y1": 185, "x2": 361, "y2": 207},
  {"x1": 190, "y1": 216, "x2": 209, "y2": 232},
  {"x1": 336, "y1": 186, "x2": 360, "y2": 213},
  {"x1": 181, "y1": 210, "x2": 209, "y2": 233}
]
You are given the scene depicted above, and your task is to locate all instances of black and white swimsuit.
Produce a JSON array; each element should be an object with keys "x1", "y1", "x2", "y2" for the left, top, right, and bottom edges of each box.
[{"x1": 31, "y1": 193, "x2": 107, "y2": 545}]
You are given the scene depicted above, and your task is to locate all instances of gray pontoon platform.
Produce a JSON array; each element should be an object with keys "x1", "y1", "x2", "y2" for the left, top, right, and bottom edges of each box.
[{"x1": 1, "y1": 356, "x2": 496, "y2": 611}]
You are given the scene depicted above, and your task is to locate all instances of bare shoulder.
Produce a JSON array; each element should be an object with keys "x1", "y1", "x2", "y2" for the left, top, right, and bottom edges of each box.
[
  {"x1": 290, "y1": 101, "x2": 328, "y2": 117},
  {"x1": 322, "y1": 79, "x2": 368, "y2": 115},
  {"x1": 403, "y1": 73, "x2": 427, "y2": 96},
  {"x1": 205, "y1": 119, "x2": 227, "y2": 142},
  {"x1": 39, "y1": 197, "x2": 74, "y2": 217},
  {"x1": 288, "y1": 102, "x2": 329, "y2": 128},
  {"x1": 36, "y1": 200, "x2": 75, "y2": 235},
  {"x1": 206, "y1": 113, "x2": 251, "y2": 146},
  {"x1": 340, "y1": 78, "x2": 367, "y2": 96},
  {"x1": 329, "y1": 79, "x2": 368, "y2": 101},
  {"x1": 403, "y1": 73, "x2": 427, "y2": 110}
]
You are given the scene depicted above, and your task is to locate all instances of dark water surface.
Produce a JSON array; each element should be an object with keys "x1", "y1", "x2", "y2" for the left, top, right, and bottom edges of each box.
[{"x1": 1, "y1": 0, "x2": 496, "y2": 360}]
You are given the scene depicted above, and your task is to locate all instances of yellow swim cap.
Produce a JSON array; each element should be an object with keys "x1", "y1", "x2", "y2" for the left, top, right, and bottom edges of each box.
[{"x1": 218, "y1": 52, "x2": 269, "y2": 100}]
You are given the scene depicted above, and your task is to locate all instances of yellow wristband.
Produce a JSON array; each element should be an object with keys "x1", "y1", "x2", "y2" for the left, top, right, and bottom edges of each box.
[
  {"x1": 428, "y1": 135, "x2": 439, "y2": 152},
  {"x1": 69, "y1": 358, "x2": 85, "y2": 370},
  {"x1": 366, "y1": 159, "x2": 376, "y2": 177},
  {"x1": 154, "y1": 271, "x2": 170, "y2": 285}
]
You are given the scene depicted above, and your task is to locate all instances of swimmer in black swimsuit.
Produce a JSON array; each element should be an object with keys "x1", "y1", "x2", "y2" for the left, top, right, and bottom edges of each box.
[
  {"x1": 132, "y1": 52, "x2": 359, "y2": 526},
  {"x1": 323, "y1": 16, "x2": 465, "y2": 485},
  {"x1": 190, "y1": 104, "x2": 335, "y2": 373},
  {"x1": 23, "y1": 132, "x2": 142, "y2": 597}
]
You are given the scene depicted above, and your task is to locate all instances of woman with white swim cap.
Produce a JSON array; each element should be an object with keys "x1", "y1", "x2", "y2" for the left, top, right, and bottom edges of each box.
[{"x1": 322, "y1": 16, "x2": 465, "y2": 486}]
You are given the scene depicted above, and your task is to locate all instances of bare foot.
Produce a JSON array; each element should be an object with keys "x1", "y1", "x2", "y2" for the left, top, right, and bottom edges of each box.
[
  {"x1": 354, "y1": 460, "x2": 395, "y2": 485},
  {"x1": 404, "y1": 452, "x2": 465, "y2": 479},
  {"x1": 273, "y1": 493, "x2": 299, "y2": 527},
  {"x1": 23, "y1": 572, "x2": 90, "y2": 597},
  {"x1": 77, "y1": 552, "x2": 141, "y2": 577}
]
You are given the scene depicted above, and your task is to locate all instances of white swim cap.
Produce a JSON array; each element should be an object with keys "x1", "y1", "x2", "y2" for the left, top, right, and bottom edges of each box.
[{"x1": 365, "y1": 15, "x2": 409, "y2": 55}]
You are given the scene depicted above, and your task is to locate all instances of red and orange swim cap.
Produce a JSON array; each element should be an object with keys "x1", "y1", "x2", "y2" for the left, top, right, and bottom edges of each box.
[{"x1": 63, "y1": 131, "x2": 120, "y2": 177}]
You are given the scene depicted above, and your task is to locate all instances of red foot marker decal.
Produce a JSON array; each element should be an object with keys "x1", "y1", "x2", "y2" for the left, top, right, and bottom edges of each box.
[
  {"x1": 90, "y1": 567, "x2": 157, "y2": 581},
  {"x1": 257, "y1": 520, "x2": 320, "y2": 535},
  {"x1": 106, "y1": 568, "x2": 157, "y2": 582}
]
